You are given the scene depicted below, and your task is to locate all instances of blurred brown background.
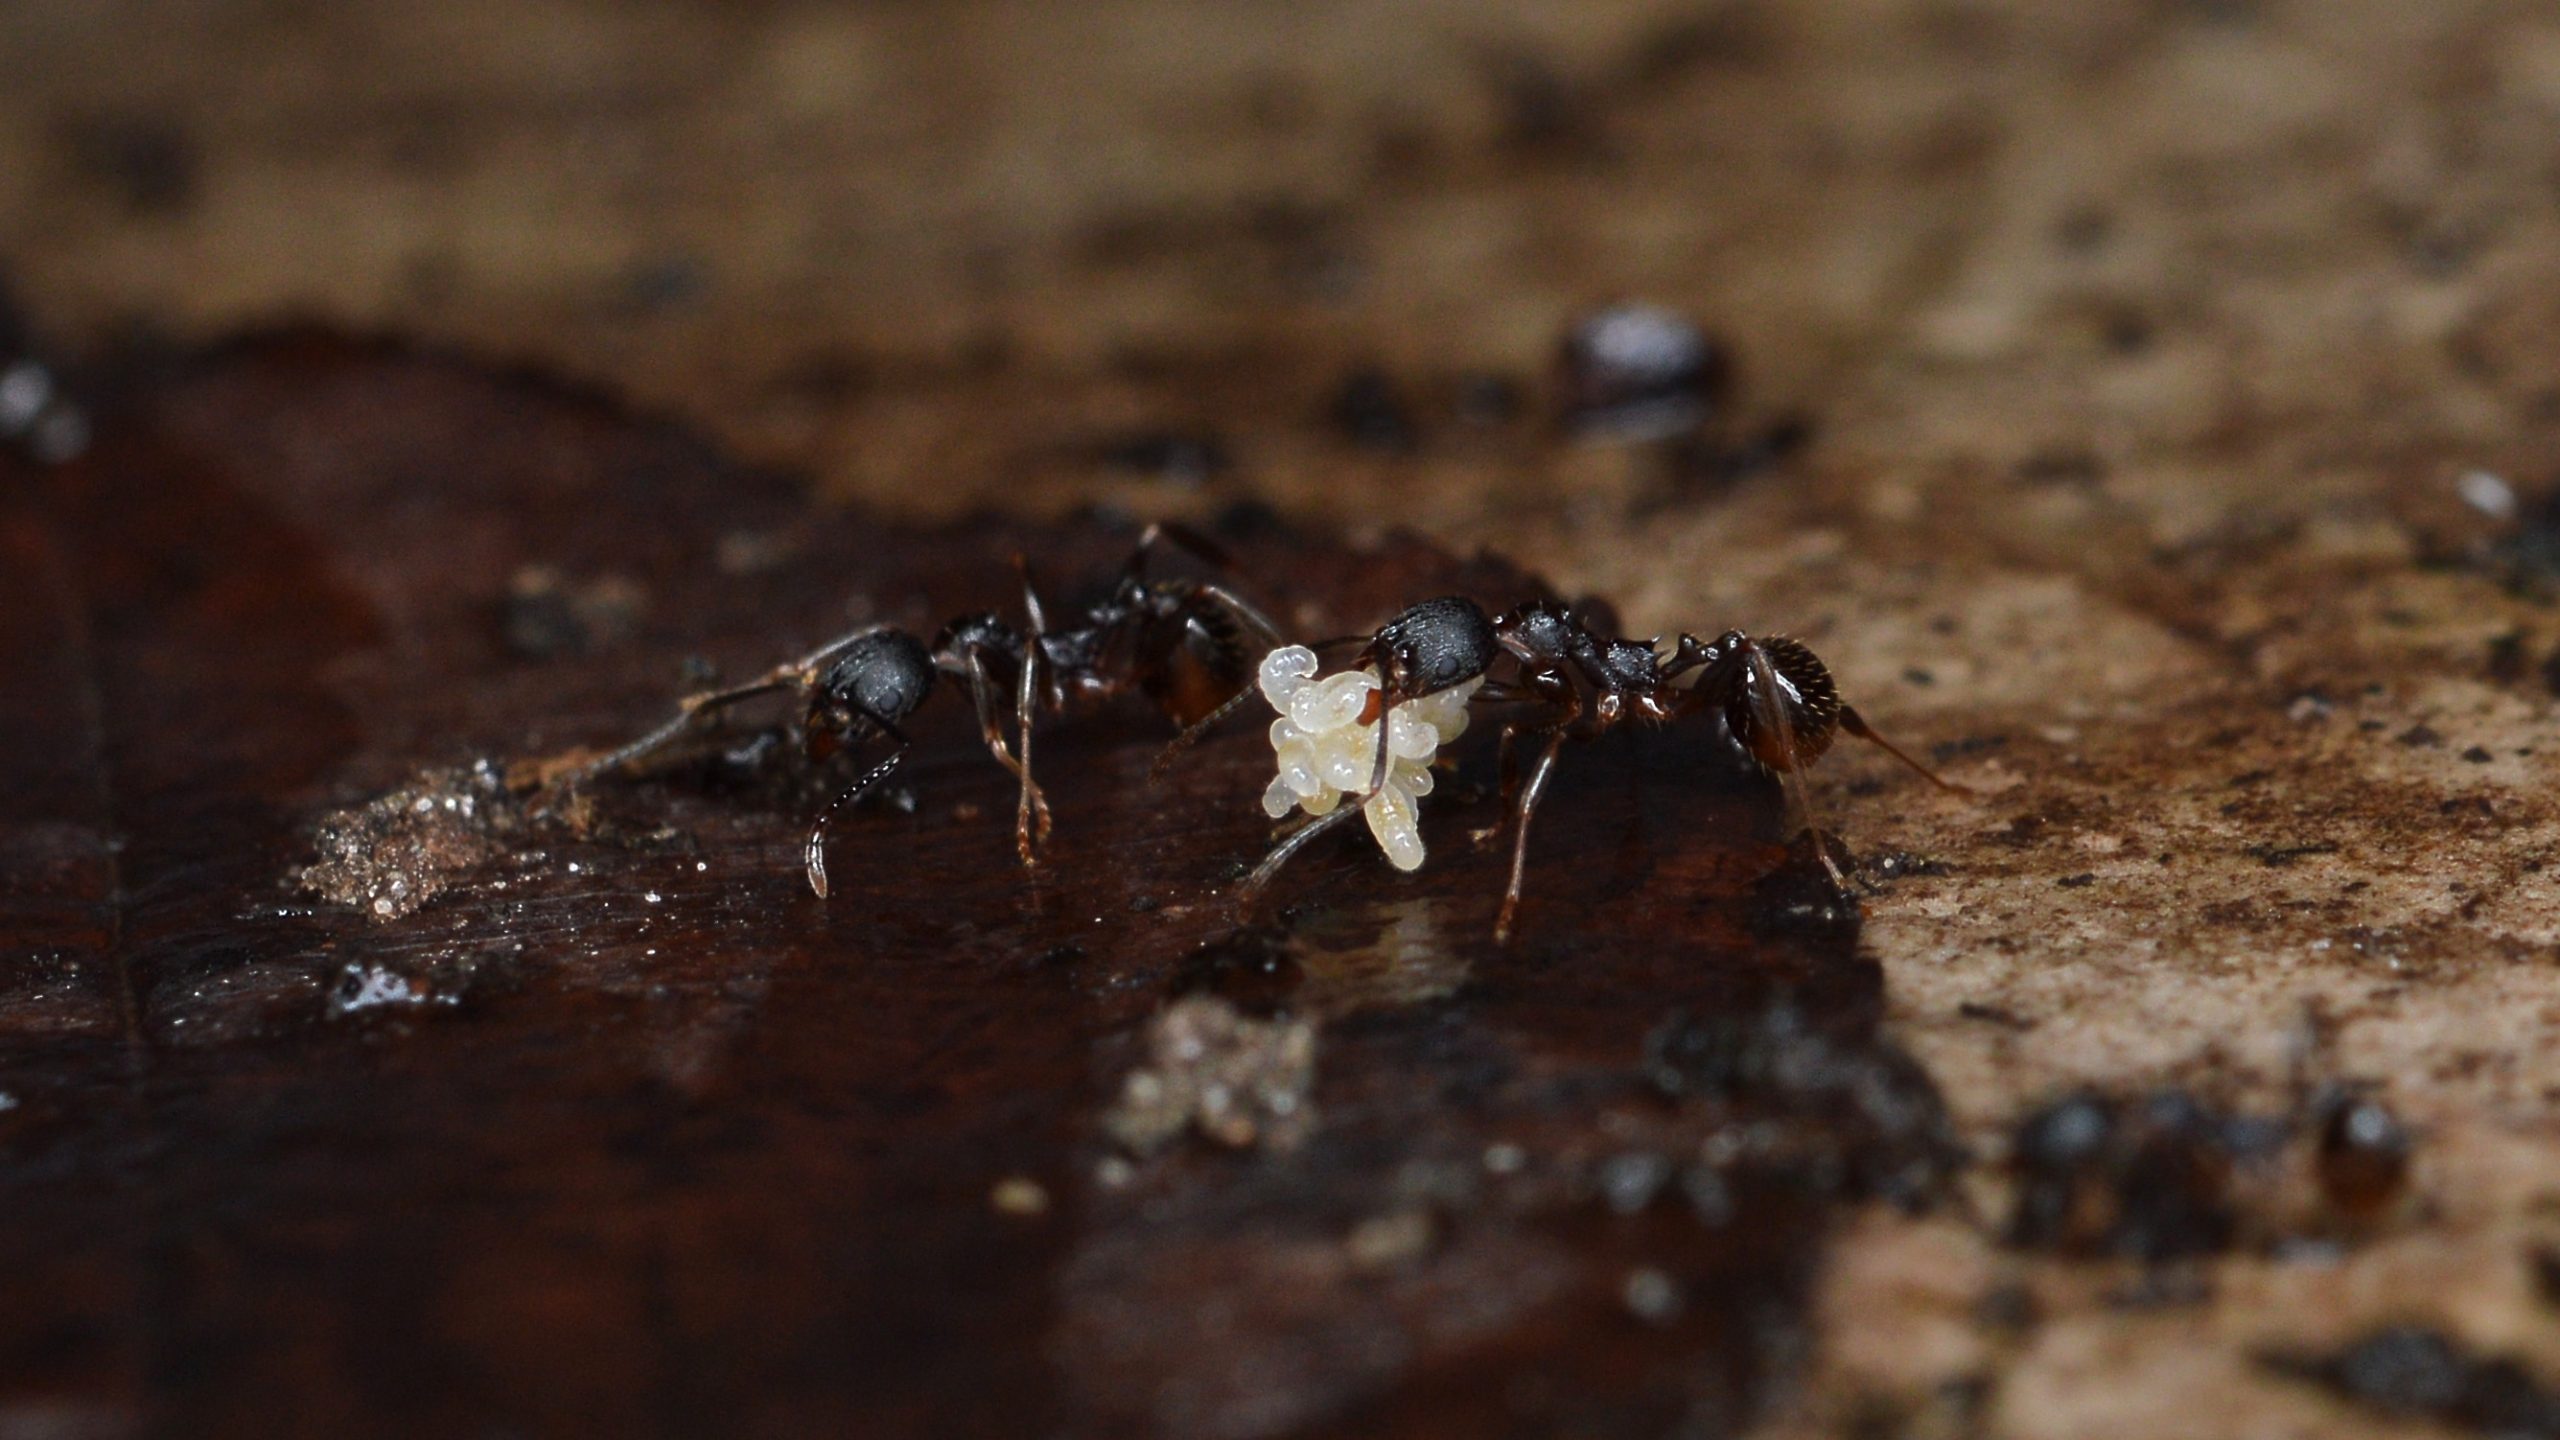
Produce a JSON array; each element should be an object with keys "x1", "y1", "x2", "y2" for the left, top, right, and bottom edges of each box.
[{"x1": 14, "y1": 1, "x2": 2560, "y2": 1435}]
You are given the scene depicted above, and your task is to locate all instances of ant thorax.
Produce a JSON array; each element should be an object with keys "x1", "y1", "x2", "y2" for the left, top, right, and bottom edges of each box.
[{"x1": 1256, "y1": 646, "x2": 1479, "y2": 871}]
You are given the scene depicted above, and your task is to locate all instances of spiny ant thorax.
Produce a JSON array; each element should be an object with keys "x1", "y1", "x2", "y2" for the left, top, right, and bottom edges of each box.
[{"x1": 931, "y1": 611, "x2": 1023, "y2": 670}]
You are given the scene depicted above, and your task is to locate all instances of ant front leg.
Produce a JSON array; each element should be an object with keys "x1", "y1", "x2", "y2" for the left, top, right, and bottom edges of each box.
[
  {"x1": 1496, "y1": 730, "x2": 1573, "y2": 944},
  {"x1": 547, "y1": 624, "x2": 889, "y2": 796},
  {"x1": 958, "y1": 647, "x2": 1048, "y2": 866},
  {"x1": 1011, "y1": 563, "x2": 1056, "y2": 858},
  {"x1": 1490, "y1": 683, "x2": 1581, "y2": 942}
]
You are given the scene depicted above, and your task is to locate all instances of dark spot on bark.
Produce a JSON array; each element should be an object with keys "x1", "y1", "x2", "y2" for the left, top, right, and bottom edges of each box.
[{"x1": 2263, "y1": 1328, "x2": 2560, "y2": 1437}]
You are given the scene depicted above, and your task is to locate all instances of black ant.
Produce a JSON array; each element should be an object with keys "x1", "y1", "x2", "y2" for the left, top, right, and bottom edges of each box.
[
  {"x1": 1239, "y1": 595, "x2": 1967, "y2": 939},
  {"x1": 551, "y1": 525, "x2": 1283, "y2": 895}
]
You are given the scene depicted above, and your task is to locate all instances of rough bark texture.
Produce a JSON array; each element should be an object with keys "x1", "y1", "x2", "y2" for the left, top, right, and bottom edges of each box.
[{"x1": 8, "y1": 2, "x2": 2560, "y2": 1436}]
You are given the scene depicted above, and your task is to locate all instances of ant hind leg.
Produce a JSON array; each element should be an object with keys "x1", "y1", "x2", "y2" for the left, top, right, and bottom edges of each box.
[
  {"x1": 1495, "y1": 731, "x2": 1571, "y2": 944},
  {"x1": 1741, "y1": 647, "x2": 1850, "y2": 891}
]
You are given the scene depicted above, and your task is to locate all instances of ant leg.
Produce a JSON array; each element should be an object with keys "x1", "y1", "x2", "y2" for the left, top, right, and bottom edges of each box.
[
  {"x1": 1840, "y1": 706, "x2": 1975, "y2": 797},
  {"x1": 961, "y1": 649, "x2": 1049, "y2": 865},
  {"x1": 1150, "y1": 684, "x2": 1263, "y2": 779},
  {"x1": 1235, "y1": 803, "x2": 1367, "y2": 911},
  {"x1": 1191, "y1": 581, "x2": 1286, "y2": 652},
  {"x1": 1741, "y1": 647, "x2": 1848, "y2": 889},
  {"x1": 556, "y1": 624, "x2": 892, "y2": 790},
  {"x1": 804, "y1": 740, "x2": 909, "y2": 898},
  {"x1": 1467, "y1": 719, "x2": 1532, "y2": 848},
  {"x1": 1012, "y1": 568, "x2": 1055, "y2": 852},
  {"x1": 1495, "y1": 731, "x2": 1572, "y2": 943},
  {"x1": 1129, "y1": 520, "x2": 1242, "y2": 579}
]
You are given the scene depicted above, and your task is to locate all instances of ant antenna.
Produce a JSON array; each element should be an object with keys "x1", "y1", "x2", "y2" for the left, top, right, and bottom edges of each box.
[{"x1": 804, "y1": 749, "x2": 908, "y2": 898}]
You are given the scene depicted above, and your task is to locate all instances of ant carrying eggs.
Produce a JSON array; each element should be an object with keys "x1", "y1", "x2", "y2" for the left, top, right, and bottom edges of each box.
[{"x1": 1255, "y1": 645, "x2": 1480, "y2": 872}]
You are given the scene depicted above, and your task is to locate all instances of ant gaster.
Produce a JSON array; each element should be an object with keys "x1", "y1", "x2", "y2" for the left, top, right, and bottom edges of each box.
[
  {"x1": 1240, "y1": 594, "x2": 1965, "y2": 939},
  {"x1": 553, "y1": 525, "x2": 1282, "y2": 896}
]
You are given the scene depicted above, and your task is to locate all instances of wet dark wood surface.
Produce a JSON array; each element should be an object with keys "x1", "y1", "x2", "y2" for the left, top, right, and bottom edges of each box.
[{"x1": 0, "y1": 335, "x2": 1950, "y2": 1439}]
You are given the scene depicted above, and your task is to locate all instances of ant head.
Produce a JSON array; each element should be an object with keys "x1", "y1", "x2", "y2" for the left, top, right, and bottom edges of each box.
[
  {"x1": 930, "y1": 611, "x2": 1022, "y2": 672},
  {"x1": 806, "y1": 629, "x2": 934, "y2": 756},
  {"x1": 1368, "y1": 596, "x2": 1497, "y2": 698},
  {"x1": 1710, "y1": 633, "x2": 1841, "y2": 772}
]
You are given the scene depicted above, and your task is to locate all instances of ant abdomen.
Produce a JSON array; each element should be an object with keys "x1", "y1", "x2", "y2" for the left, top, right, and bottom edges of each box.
[{"x1": 1710, "y1": 634, "x2": 1842, "y2": 774}]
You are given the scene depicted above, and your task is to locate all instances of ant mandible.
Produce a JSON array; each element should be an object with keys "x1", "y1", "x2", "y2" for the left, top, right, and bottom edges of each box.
[
  {"x1": 1238, "y1": 595, "x2": 1966, "y2": 939},
  {"x1": 550, "y1": 525, "x2": 1283, "y2": 896}
]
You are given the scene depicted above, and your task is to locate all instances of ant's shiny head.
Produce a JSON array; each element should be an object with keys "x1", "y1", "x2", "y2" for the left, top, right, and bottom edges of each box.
[
  {"x1": 1365, "y1": 596, "x2": 1497, "y2": 699},
  {"x1": 806, "y1": 629, "x2": 935, "y2": 758}
]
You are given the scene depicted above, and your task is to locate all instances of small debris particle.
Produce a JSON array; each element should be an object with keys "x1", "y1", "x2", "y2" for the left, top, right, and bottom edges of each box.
[
  {"x1": 990, "y1": 1176, "x2": 1050, "y2": 1218},
  {"x1": 1345, "y1": 1209, "x2": 1437, "y2": 1272},
  {"x1": 2398, "y1": 724, "x2": 2445, "y2": 748},
  {"x1": 2006, "y1": 1088, "x2": 2237, "y2": 1261},
  {"x1": 2459, "y1": 469, "x2": 2519, "y2": 520},
  {"x1": 1453, "y1": 370, "x2": 1524, "y2": 425},
  {"x1": 2462, "y1": 745, "x2": 2494, "y2": 764},
  {"x1": 1097, "y1": 429, "x2": 1230, "y2": 486},
  {"x1": 2530, "y1": 1247, "x2": 2560, "y2": 1309},
  {"x1": 1867, "y1": 851, "x2": 1952, "y2": 880},
  {"x1": 2490, "y1": 631, "x2": 2530, "y2": 684},
  {"x1": 2014, "y1": 449, "x2": 2106, "y2": 486},
  {"x1": 57, "y1": 111, "x2": 201, "y2": 217},
  {"x1": 2057, "y1": 872, "x2": 2097, "y2": 888},
  {"x1": 1622, "y1": 1268, "x2": 1685, "y2": 1325},
  {"x1": 501, "y1": 565, "x2": 644, "y2": 659},
  {"x1": 332, "y1": 964, "x2": 423, "y2": 1015},
  {"x1": 2315, "y1": 1091, "x2": 2411, "y2": 1220},
  {"x1": 1327, "y1": 367, "x2": 1419, "y2": 452},
  {"x1": 1933, "y1": 734, "x2": 2011, "y2": 763},
  {"x1": 1102, "y1": 996, "x2": 1317, "y2": 1155},
  {"x1": 1555, "y1": 303, "x2": 1729, "y2": 443},
  {"x1": 1599, "y1": 1151, "x2": 1674, "y2": 1215},
  {"x1": 2264, "y1": 1327, "x2": 2560, "y2": 1436},
  {"x1": 2247, "y1": 841, "x2": 2340, "y2": 868},
  {"x1": 298, "y1": 762, "x2": 516, "y2": 921}
]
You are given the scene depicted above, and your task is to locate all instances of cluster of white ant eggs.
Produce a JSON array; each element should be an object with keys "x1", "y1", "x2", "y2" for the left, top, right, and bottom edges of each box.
[{"x1": 1257, "y1": 646, "x2": 1480, "y2": 872}]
